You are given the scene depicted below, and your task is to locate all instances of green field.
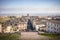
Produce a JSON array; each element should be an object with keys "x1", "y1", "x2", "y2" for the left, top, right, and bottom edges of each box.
[
  {"x1": 0, "y1": 33, "x2": 20, "y2": 40},
  {"x1": 39, "y1": 33, "x2": 60, "y2": 40}
]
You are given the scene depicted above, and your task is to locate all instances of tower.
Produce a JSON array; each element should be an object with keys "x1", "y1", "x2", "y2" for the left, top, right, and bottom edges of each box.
[
  {"x1": 27, "y1": 14, "x2": 29, "y2": 17},
  {"x1": 27, "y1": 13, "x2": 30, "y2": 19}
]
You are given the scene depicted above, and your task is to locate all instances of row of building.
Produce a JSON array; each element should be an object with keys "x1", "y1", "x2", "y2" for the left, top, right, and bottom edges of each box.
[
  {"x1": 0, "y1": 15, "x2": 60, "y2": 34},
  {"x1": 46, "y1": 20, "x2": 60, "y2": 33}
]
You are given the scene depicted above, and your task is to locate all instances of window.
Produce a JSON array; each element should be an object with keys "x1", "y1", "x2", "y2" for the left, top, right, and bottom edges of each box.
[
  {"x1": 57, "y1": 29, "x2": 58, "y2": 31},
  {"x1": 54, "y1": 28, "x2": 56, "y2": 30},
  {"x1": 48, "y1": 26, "x2": 50, "y2": 28},
  {"x1": 54, "y1": 24, "x2": 56, "y2": 26},
  {"x1": 56, "y1": 25, "x2": 58, "y2": 27}
]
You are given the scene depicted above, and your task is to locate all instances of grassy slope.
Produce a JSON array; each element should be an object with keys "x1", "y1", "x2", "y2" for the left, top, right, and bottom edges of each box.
[
  {"x1": 0, "y1": 33, "x2": 20, "y2": 40},
  {"x1": 39, "y1": 33, "x2": 60, "y2": 40}
]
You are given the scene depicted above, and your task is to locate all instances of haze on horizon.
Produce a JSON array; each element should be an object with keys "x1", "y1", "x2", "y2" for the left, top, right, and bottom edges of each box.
[{"x1": 0, "y1": 0, "x2": 60, "y2": 16}]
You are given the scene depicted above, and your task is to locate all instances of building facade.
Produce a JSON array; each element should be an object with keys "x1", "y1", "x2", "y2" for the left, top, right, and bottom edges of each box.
[
  {"x1": 0, "y1": 24, "x2": 2, "y2": 32},
  {"x1": 46, "y1": 20, "x2": 60, "y2": 33},
  {"x1": 17, "y1": 22, "x2": 27, "y2": 31}
]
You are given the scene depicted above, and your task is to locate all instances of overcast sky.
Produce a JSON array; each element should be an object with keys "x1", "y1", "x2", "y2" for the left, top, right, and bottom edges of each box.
[{"x1": 0, "y1": 0, "x2": 60, "y2": 16}]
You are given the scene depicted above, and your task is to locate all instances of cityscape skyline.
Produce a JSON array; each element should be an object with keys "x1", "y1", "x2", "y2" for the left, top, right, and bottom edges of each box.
[{"x1": 0, "y1": 0, "x2": 60, "y2": 16}]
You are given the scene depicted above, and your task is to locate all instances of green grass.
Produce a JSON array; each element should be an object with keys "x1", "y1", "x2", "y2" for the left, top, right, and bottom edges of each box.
[
  {"x1": 39, "y1": 33, "x2": 60, "y2": 40},
  {"x1": 40, "y1": 33, "x2": 60, "y2": 37},
  {"x1": 0, "y1": 33, "x2": 20, "y2": 40}
]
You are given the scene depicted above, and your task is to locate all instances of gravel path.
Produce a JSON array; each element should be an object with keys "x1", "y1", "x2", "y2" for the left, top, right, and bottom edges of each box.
[{"x1": 20, "y1": 32, "x2": 49, "y2": 40}]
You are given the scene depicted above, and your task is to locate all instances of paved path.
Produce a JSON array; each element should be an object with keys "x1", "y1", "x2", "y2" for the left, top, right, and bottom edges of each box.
[{"x1": 20, "y1": 32, "x2": 49, "y2": 40}]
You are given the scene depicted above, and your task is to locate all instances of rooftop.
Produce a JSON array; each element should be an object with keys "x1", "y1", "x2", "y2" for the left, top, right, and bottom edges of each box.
[{"x1": 47, "y1": 20, "x2": 60, "y2": 25}]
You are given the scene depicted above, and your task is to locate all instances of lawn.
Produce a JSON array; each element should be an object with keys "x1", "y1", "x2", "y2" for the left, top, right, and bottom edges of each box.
[
  {"x1": 0, "y1": 33, "x2": 20, "y2": 40},
  {"x1": 39, "y1": 33, "x2": 60, "y2": 40}
]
